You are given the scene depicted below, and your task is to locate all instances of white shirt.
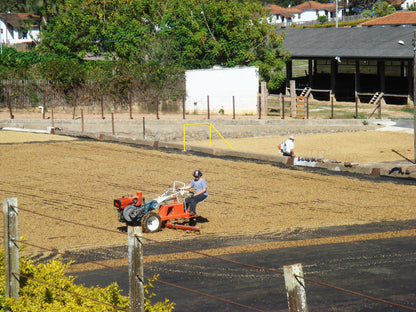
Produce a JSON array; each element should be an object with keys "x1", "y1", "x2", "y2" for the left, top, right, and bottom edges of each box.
[{"x1": 282, "y1": 139, "x2": 294, "y2": 154}]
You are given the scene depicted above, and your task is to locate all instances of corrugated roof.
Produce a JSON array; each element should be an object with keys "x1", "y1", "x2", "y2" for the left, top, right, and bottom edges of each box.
[
  {"x1": 0, "y1": 13, "x2": 40, "y2": 28},
  {"x1": 362, "y1": 11, "x2": 416, "y2": 26},
  {"x1": 281, "y1": 27, "x2": 414, "y2": 60}
]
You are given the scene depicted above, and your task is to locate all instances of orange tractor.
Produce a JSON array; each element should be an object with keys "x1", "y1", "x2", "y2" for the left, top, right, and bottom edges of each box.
[{"x1": 113, "y1": 181, "x2": 200, "y2": 233}]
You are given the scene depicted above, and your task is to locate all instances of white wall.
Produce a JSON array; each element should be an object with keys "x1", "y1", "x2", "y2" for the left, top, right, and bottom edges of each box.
[{"x1": 185, "y1": 66, "x2": 259, "y2": 115}]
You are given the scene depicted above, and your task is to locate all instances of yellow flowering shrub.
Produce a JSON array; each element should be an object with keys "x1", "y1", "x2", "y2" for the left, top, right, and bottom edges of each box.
[{"x1": 0, "y1": 249, "x2": 174, "y2": 311}]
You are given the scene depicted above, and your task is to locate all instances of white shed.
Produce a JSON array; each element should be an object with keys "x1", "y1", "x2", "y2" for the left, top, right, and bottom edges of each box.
[{"x1": 185, "y1": 66, "x2": 259, "y2": 115}]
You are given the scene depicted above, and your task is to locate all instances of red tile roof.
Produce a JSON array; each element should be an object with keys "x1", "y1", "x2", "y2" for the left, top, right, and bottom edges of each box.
[
  {"x1": 362, "y1": 11, "x2": 416, "y2": 26},
  {"x1": 266, "y1": 4, "x2": 302, "y2": 18},
  {"x1": 294, "y1": 1, "x2": 339, "y2": 12},
  {"x1": 0, "y1": 13, "x2": 41, "y2": 28}
]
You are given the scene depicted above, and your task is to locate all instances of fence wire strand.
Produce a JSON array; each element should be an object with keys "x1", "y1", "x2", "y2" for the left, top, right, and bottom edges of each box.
[
  {"x1": 13, "y1": 239, "x2": 266, "y2": 312},
  {"x1": 13, "y1": 204, "x2": 416, "y2": 311}
]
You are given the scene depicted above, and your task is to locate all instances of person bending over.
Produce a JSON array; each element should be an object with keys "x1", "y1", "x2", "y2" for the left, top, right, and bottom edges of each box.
[{"x1": 279, "y1": 136, "x2": 295, "y2": 157}]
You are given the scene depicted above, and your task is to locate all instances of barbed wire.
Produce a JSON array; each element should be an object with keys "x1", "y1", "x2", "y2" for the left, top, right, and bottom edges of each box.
[
  {"x1": 13, "y1": 204, "x2": 416, "y2": 311},
  {"x1": 14, "y1": 239, "x2": 266, "y2": 312}
]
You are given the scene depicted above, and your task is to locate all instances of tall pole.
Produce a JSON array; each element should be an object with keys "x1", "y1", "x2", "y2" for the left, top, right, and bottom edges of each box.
[
  {"x1": 413, "y1": 29, "x2": 416, "y2": 162},
  {"x1": 335, "y1": 0, "x2": 338, "y2": 28}
]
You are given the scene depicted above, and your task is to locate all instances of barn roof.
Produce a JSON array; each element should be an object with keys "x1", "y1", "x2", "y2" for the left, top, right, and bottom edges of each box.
[{"x1": 281, "y1": 27, "x2": 415, "y2": 60}]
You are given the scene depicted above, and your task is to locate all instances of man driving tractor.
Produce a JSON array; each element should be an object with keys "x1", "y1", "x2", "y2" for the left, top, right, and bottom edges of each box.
[{"x1": 180, "y1": 169, "x2": 208, "y2": 215}]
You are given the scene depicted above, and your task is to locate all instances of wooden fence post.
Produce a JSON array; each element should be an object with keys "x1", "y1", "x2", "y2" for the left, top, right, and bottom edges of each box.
[
  {"x1": 111, "y1": 113, "x2": 115, "y2": 135},
  {"x1": 284, "y1": 263, "x2": 308, "y2": 312},
  {"x1": 261, "y1": 81, "x2": 268, "y2": 117},
  {"x1": 290, "y1": 80, "x2": 296, "y2": 117},
  {"x1": 3, "y1": 198, "x2": 19, "y2": 304},
  {"x1": 128, "y1": 226, "x2": 144, "y2": 312},
  {"x1": 280, "y1": 93, "x2": 285, "y2": 119}
]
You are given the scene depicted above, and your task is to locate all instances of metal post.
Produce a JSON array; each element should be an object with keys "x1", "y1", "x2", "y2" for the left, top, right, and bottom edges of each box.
[
  {"x1": 51, "y1": 103, "x2": 55, "y2": 128},
  {"x1": 100, "y1": 94, "x2": 104, "y2": 119},
  {"x1": 413, "y1": 29, "x2": 416, "y2": 162},
  {"x1": 81, "y1": 109, "x2": 84, "y2": 132},
  {"x1": 182, "y1": 95, "x2": 186, "y2": 119},
  {"x1": 207, "y1": 95, "x2": 210, "y2": 119},
  {"x1": 128, "y1": 226, "x2": 144, "y2": 312},
  {"x1": 232, "y1": 96, "x2": 235, "y2": 119},
  {"x1": 284, "y1": 263, "x2": 308, "y2": 312},
  {"x1": 156, "y1": 96, "x2": 159, "y2": 120},
  {"x1": 3, "y1": 198, "x2": 19, "y2": 303},
  {"x1": 42, "y1": 92, "x2": 46, "y2": 119},
  {"x1": 129, "y1": 93, "x2": 133, "y2": 119},
  {"x1": 355, "y1": 93, "x2": 358, "y2": 118},
  {"x1": 142, "y1": 117, "x2": 145, "y2": 139}
]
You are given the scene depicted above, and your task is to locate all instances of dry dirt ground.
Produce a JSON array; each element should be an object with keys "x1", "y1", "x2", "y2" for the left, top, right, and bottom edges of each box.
[{"x1": 0, "y1": 126, "x2": 415, "y2": 262}]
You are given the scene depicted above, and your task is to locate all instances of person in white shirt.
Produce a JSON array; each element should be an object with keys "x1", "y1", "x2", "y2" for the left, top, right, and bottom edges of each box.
[{"x1": 279, "y1": 136, "x2": 295, "y2": 157}]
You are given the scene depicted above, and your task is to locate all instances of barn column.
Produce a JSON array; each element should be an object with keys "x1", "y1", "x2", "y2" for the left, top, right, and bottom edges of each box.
[
  {"x1": 331, "y1": 59, "x2": 338, "y2": 100},
  {"x1": 355, "y1": 60, "x2": 360, "y2": 95},
  {"x1": 308, "y1": 59, "x2": 313, "y2": 88},
  {"x1": 377, "y1": 61, "x2": 386, "y2": 93}
]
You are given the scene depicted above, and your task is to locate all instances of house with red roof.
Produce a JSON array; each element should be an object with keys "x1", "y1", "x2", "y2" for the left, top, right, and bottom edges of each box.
[
  {"x1": 266, "y1": 1, "x2": 342, "y2": 27},
  {"x1": 362, "y1": 11, "x2": 416, "y2": 26},
  {"x1": 0, "y1": 13, "x2": 42, "y2": 50}
]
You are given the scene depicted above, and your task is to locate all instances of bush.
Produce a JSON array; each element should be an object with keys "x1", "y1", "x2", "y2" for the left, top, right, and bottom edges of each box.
[{"x1": 0, "y1": 249, "x2": 174, "y2": 311}]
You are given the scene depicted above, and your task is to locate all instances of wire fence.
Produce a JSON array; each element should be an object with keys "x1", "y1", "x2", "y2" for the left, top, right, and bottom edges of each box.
[{"x1": 3, "y1": 200, "x2": 416, "y2": 312}]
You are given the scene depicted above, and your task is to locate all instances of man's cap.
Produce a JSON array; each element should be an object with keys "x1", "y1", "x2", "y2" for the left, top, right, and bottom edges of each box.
[
  {"x1": 193, "y1": 170, "x2": 202, "y2": 177},
  {"x1": 290, "y1": 136, "x2": 295, "y2": 140}
]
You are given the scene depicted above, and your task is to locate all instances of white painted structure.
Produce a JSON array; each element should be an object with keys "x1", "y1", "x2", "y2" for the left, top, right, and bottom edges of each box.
[
  {"x1": 0, "y1": 13, "x2": 41, "y2": 49},
  {"x1": 185, "y1": 66, "x2": 259, "y2": 115}
]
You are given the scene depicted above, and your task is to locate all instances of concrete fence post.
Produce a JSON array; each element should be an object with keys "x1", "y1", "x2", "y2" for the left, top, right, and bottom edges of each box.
[
  {"x1": 3, "y1": 198, "x2": 19, "y2": 305},
  {"x1": 128, "y1": 226, "x2": 144, "y2": 312},
  {"x1": 284, "y1": 263, "x2": 308, "y2": 312}
]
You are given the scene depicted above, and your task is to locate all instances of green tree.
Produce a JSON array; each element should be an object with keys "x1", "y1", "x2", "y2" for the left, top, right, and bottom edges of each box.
[
  {"x1": 317, "y1": 15, "x2": 328, "y2": 24},
  {"x1": 161, "y1": 0, "x2": 288, "y2": 90},
  {"x1": 38, "y1": 0, "x2": 289, "y2": 91},
  {"x1": 373, "y1": 1, "x2": 396, "y2": 17}
]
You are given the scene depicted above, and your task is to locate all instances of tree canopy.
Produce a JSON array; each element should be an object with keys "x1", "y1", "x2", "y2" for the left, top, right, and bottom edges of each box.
[{"x1": 37, "y1": 0, "x2": 288, "y2": 90}]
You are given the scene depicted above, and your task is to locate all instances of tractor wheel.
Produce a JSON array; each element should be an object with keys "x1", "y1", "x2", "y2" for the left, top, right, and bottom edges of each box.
[
  {"x1": 142, "y1": 212, "x2": 162, "y2": 233},
  {"x1": 123, "y1": 205, "x2": 139, "y2": 223}
]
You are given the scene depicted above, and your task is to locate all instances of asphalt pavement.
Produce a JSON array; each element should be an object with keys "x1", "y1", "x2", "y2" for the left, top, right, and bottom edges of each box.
[{"x1": 71, "y1": 220, "x2": 416, "y2": 312}]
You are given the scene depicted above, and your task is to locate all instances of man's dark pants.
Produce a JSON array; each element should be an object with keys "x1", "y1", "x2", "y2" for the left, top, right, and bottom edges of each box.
[{"x1": 185, "y1": 194, "x2": 207, "y2": 214}]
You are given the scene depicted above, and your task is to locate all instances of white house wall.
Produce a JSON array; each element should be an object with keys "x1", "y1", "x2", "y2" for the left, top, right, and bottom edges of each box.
[
  {"x1": 185, "y1": 66, "x2": 259, "y2": 115},
  {"x1": 0, "y1": 19, "x2": 40, "y2": 46}
]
